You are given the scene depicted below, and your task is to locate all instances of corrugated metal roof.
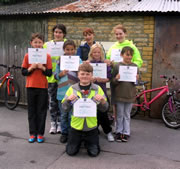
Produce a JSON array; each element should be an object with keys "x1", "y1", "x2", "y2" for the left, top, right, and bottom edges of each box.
[
  {"x1": 0, "y1": 0, "x2": 77, "y2": 15},
  {"x1": 45, "y1": 0, "x2": 180, "y2": 13}
]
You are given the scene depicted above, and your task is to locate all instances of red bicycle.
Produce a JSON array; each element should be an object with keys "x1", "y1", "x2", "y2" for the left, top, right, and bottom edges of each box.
[
  {"x1": 0, "y1": 64, "x2": 21, "y2": 110},
  {"x1": 131, "y1": 75, "x2": 180, "y2": 129}
]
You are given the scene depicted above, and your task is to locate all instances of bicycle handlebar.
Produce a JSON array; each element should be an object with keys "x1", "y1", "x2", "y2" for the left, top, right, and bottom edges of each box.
[
  {"x1": 0, "y1": 64, "x2": 21, "y2": 69},
  {"x1": 160, "y1": 75, "x2": 178, "y2": 80}
]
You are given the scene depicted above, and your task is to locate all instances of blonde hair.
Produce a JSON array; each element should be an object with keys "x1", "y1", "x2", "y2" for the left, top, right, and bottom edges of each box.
[
  {"x1": 88, "y1": 43, "x2": 105, "y2": 61},
  {"x1": 113, "y1": 24, "x2": 127, "y2": 34}
]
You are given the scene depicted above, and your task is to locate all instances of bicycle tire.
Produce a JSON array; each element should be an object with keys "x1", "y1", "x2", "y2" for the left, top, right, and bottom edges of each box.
[
  {"x1": 4, "y1": 79, "x2": 20, "y2": 110},
  {"x1": 131, "y1": 98, "x2": 140, "y2": 118},
  {"x1": 161, "y1": 100, "x2": 180, "y2": 129}
]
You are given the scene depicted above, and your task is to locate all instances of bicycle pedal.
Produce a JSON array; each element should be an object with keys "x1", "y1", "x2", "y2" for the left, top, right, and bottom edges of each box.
[{"x1": 144, "y1": 105, "x2": 150, "y2": 110}]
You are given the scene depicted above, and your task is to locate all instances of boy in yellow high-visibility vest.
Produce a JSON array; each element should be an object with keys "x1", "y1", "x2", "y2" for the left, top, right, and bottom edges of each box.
[{"x1": 62, "y1": 63, "x2": 109, "y2": 157}]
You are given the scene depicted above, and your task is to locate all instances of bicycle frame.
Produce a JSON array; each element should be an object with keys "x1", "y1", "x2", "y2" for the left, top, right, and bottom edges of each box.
[
  {"x1": 0, "y1": 64, "x2": 21, "y2": 110},
  {"x1": 0, "y1": 72, "x2": 14, "y2": 95},
  {"x1": 135, "y1": 85, "x2": 169, "y2": 111}
]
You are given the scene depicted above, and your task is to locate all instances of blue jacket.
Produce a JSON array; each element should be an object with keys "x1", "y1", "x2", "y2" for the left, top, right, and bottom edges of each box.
[{"x1": 76, "y1": 42, "x2": 96, "y2": 61}]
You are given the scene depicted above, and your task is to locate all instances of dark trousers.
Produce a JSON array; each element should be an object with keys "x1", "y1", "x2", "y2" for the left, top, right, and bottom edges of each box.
[
  {"x1": 66, "y1": 128, "x2": 100, "y2": 157},
  {"x1": 48, "y1": 83, "x2": 60, "y2": 123},
  {"x1": 97, "y1": 96, "x2": 112, "y2": 134},
  {"x1": 27, "y1": 88, "x2": 48, "y2": 135},
  {"x1": 97, "y1": 110, "x2": 112, "y2": 134}
]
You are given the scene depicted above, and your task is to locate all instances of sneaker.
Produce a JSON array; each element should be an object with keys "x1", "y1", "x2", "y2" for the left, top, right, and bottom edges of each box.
[
  {"x1": 60, "y1": 134, "x2": 68, "y2": 143},
  {"x1": 28, "y1": 135, "x2": 36, "y2": 143},
  {"x1": 107, "y1": 132, "x2": 115, "y2": 142},
  {"x1": 115, "y1": 133, "x2": 122, "y2": 142},
  {"x1": 49, "y1": 122, "x2": 56, "y2": 134},
  {"x1": 122, "y1": 134, "x2": 129, "y2": 142},
  {"x1": 56, "y1": 122, "x2": 61, "y2": 134},
  {"x1": 37, "y1": 135, "x2": 44, "y2": 143}
]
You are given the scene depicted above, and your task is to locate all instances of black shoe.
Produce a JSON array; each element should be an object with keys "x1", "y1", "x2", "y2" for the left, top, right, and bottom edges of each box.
[
  {"x1": 60, "y1": 134, "x2": 68, "y2": 143},
  {"x1": 115, "y1": 133, "x2": 122, "y2": 142},
  {"x1": 122, "y1": 134, "x2": 129, "y2": 142},
  {"x1": 87, "y1": 145, "x2": 100, "y2": 157}
]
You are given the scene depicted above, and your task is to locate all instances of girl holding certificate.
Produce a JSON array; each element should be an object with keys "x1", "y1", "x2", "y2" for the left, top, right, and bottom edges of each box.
[
  {"x1": 106, "y1": 24, "x2": 143, "y2": 67},
  {"x1": 43, "y1": 24, "x2": 67, "y2": 134},
  {"x1": 87, "y1": 43, "x2": 114, "y2": 142},
  {"x1": 21, "y1": 33, "x2": 52, "y2": 143},
  {"x1": 54, "y1": 40, "x2": 82, "y2": 143},
  {"x1": 111, "y1": 46, "x2": 138, "y2": 142},
  {"x1": 106, "y1": 24, "x2": 143, "y2": 132}
]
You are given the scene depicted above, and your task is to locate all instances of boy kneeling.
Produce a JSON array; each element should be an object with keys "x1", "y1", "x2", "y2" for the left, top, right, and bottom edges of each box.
[{"x1": 62, "y1": 63, "x2": 108, "y2": 157}]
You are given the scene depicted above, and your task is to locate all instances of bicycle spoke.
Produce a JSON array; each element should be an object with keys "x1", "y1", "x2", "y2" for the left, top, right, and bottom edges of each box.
[{"x1": 162, "y1": 102, "x2": 180, "y2": 128}]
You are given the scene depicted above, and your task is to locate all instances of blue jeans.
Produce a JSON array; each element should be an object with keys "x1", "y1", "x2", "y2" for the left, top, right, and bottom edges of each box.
[{"x1": 58, "y1": 101, "x2": 71, "y2": 135}]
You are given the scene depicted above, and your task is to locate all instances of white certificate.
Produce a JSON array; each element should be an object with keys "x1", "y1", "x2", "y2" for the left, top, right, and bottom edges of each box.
[
  {"x1": 119, "y1": 66, "x2": 137, "y2": 82},
  {"x1": 47, "y1": 41, "x2": 64, "y2": 57},
  {"x1": 60, "y1": 56, "x2": 80, "y2": 71},
  {"x1": 73, "y1": 98, "x2": 97, "y2": 117},
  {"x1": 111, "y1": 49, "x2": 123, "y2": 62},
  {"x1": 90, "y1": 63, "x2": 107, "y2": 78},
  {"x1": 28, "y1": 48, "x2": 47, "y2": 64}
]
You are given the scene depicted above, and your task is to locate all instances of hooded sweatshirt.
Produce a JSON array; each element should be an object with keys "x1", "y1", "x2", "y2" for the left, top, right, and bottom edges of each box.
[{"x1": 106, "y1": 40, "x2": 143, "y2": 68}]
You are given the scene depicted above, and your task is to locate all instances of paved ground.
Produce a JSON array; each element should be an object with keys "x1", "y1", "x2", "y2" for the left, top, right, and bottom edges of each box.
[{"x1": 0, "y1": 104, "x2": 180, "y2": 169}]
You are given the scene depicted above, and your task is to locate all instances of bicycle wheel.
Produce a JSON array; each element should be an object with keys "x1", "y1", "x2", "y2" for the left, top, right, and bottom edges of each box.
[
  {"x1": 131, "y1": 98, "x2": 140, "y2": 118},
  {"x1": 161, "y1": 100, "x2": 180, "y2": 129},
  {"x1": 4, "y1": 79, "x2": 20, "y2": 110}
]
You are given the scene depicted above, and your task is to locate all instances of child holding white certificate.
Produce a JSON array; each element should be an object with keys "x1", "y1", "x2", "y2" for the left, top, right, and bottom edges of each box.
[
  {"x1": 54, "y1": 40, "x2": 82, "y2": 143},
  {"x1": 87, "y1": 43, "x2": 114, "y2": 142},
  {"x1": 43, "y1": 24, "x2": 67, "y2": 134},
  {"x1": 62, "y1": 63, "x2": 109, "y2": 157},
  {"x1": 111, "y1": 46, "x2": 138, "y2": 142},
  {"x1": 21, "y1": 33, "x2": 52, "y2": 143}
]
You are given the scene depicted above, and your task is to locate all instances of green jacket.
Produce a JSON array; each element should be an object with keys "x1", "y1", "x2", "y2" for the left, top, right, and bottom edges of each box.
[
  {"x1": 43, "y1": 39, "x2": 67, "y2": 83},
  {"x1": 106, "y1": 40, "x2": 143, "y2": 68},
  {"x1": 62, "y1": 83, "x2": 109, "y2": 131}
]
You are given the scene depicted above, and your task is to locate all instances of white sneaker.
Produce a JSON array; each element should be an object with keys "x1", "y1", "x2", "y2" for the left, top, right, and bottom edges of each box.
[
  {"x1": 56, "y1": 122, "x2": 61, "y2": 134},
  {"x1": 107, "y1": 132, "x2": 115, "y2": 142},
  {"x1": 49, "y1": 122, "x2": 56, "y2": 134}
]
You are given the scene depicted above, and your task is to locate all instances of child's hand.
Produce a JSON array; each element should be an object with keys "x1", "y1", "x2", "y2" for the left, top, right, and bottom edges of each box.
[
  {"x1": 104, "y1": 59, "x2": 111, "y2": 66},
  {"x1": 67, "y1": 94, "x2": 77, "y2": 102},
  {"x1": 59, "y1": 70, "x2": 69, "y2": 77},
  {"x1": 136, "y1": 74, "x2": 139, "y2": 81},
  {"x1": 37, "y1": 63, "x2": 46, "y2": 71},
  {"x1": 111, "y1": 60, "x2": 114, "y2": 66},
  {"x1": 96, "y1": 77, "x2": 102, "y2": 83},
  {"x1": 92, "y1": 77, "x2": 97, "y2": 82},
  {"x1": 28, "y1": 63, "x2": 37, "y2": 72},
  {"x1": 94, "y1": 94, "x2": 106, "y2": 104},
  {"x1": 115, "y1": 74, "x2": 120, "y2": 80},
  {"x1": 99, "y1": 78, "x2": 109, "y2": 83},
  {"x1": 83, "y1": 60, "x2": 90, "y2": 64},
  {"x1": 63, "y1": 70, "x2": 69, "y2": 75}
]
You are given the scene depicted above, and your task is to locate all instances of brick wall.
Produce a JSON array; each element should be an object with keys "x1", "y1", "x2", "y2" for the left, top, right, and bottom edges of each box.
[{"x1": 47, "y1": 15, "x2": 154, "y2": 92}]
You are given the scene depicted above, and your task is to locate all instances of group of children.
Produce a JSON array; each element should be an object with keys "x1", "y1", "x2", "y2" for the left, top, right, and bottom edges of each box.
[{"x1": 21, "y1": 23, "x2": 142, "y2": 157}]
